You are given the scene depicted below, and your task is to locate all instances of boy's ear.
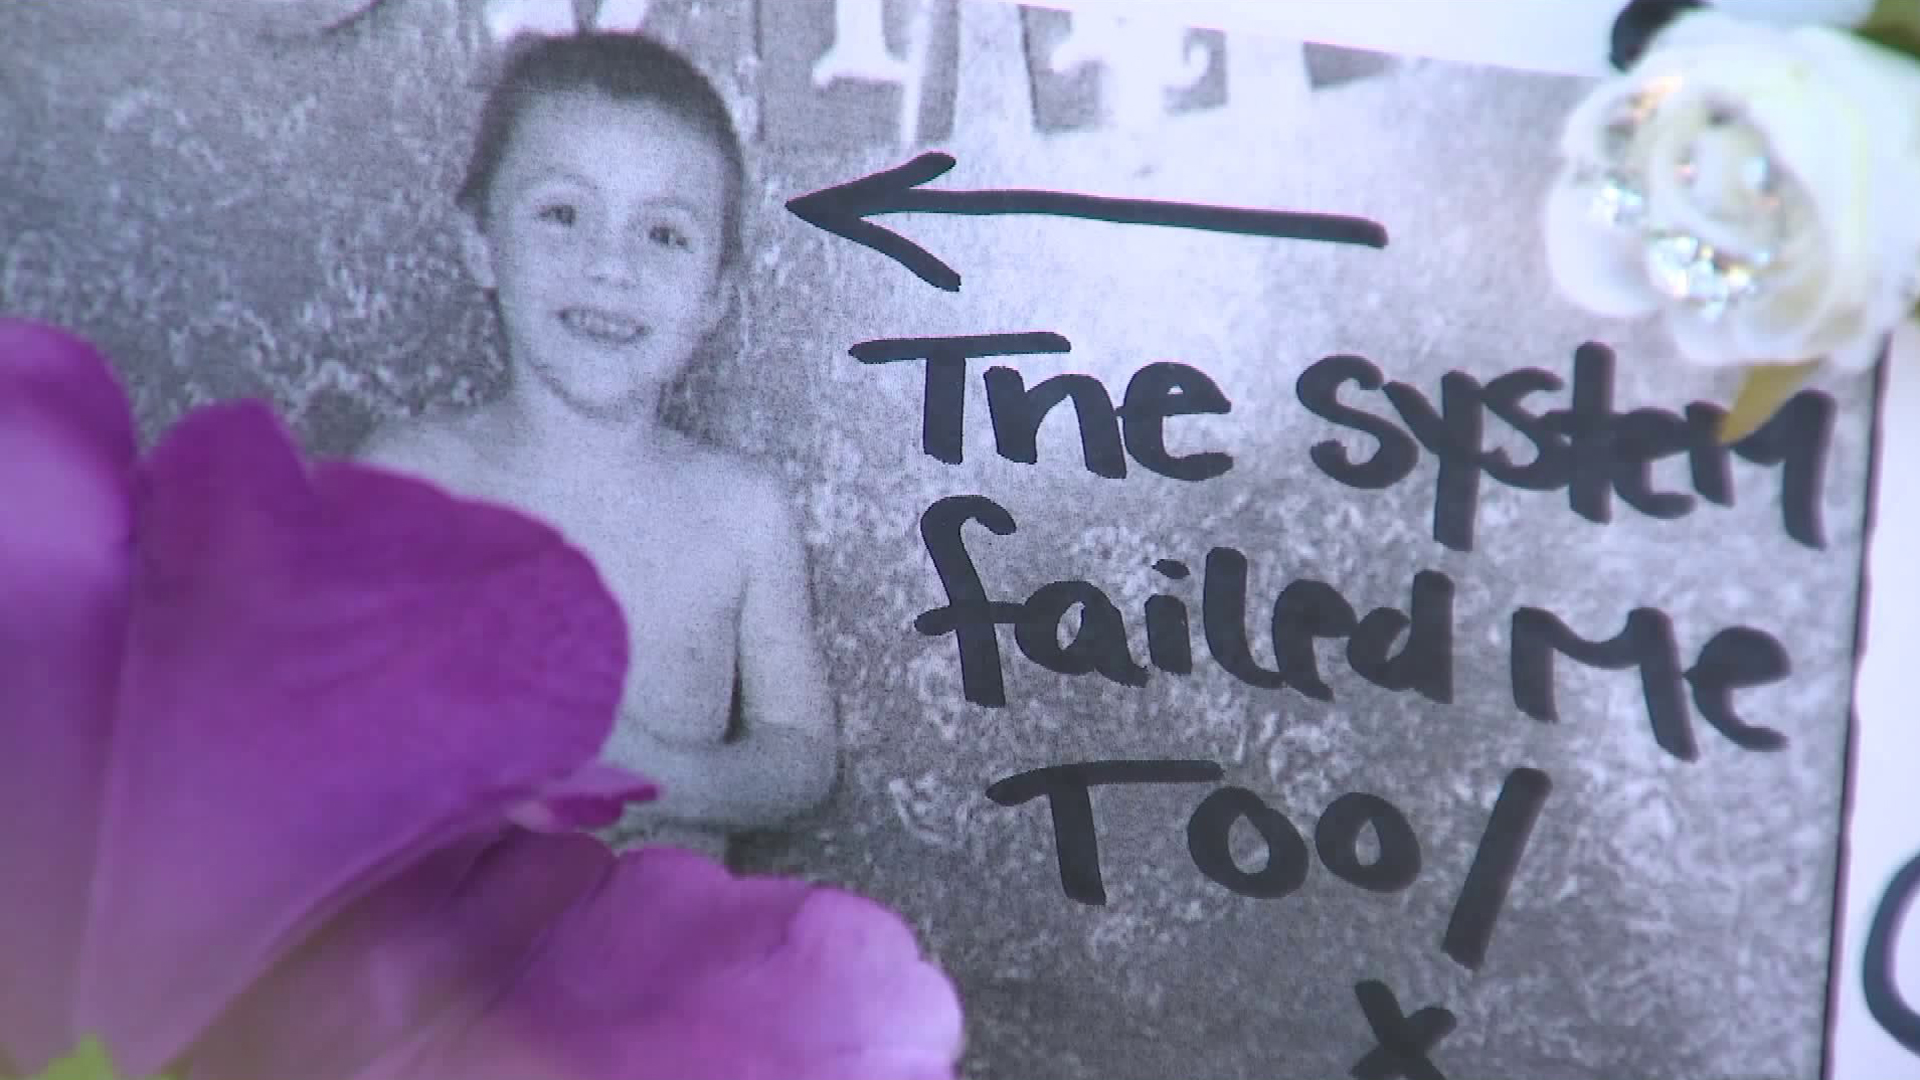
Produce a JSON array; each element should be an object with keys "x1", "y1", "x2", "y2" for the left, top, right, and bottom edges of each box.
[{"x1": 459, "y1": 216, "x2": 498, "y2": 291}]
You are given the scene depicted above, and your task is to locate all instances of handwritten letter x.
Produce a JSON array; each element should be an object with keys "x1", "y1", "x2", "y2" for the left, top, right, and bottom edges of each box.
[{"x1": 1350, "y1": 980, "x2": 1456, "y2": 1080}]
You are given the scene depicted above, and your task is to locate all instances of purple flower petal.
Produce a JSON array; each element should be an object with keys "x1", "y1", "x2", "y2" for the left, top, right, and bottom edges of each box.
[
  {"x1": 507, "y1": 762, "x2": 658, "y2": 833},
  {"x1": 68, "y1": 403, "x2": 630, "y2": 1076},
  {"x1": 403, "y1": 847, "x2": 965, "y2": 1080},
  {"x1": 0, "y1": 321, "x2": 138, "y2": 1073},
  {"x1": 186, "y1": 828, "x2": 613, "y2": 1080},
  {"x1": 2, "y1": 322, "x2": 960, "y2": 1080}
]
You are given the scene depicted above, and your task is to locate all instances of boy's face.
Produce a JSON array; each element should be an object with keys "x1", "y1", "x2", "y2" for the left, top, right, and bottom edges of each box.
[{"x1": 464, "y1": 91, "x2": 733, "y2": 417}]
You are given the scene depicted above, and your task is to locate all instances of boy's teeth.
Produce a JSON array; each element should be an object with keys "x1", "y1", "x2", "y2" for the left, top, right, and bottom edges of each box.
[{"x1": 561, "y1": 309, "x2": 644, "y2": 342}]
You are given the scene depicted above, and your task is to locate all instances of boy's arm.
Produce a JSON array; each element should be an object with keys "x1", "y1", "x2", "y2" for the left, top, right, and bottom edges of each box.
[{"x1": 626, "y1": 473, "x2": 839, "y2": 830}]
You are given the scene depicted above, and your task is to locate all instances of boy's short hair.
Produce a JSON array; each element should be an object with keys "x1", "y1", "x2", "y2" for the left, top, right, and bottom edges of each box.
[{"x1": 458, "y1": 32, "x2": 747, "y2": 270}]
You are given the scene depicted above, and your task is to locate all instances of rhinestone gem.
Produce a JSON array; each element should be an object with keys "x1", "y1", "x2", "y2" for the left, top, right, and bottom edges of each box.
[
  {"x1": 1642, "y1": 232, "x2": 1766, "y2": 319},
  {"x1": 1586, "y1": 171, "x2": 1648, "y2": 228}
]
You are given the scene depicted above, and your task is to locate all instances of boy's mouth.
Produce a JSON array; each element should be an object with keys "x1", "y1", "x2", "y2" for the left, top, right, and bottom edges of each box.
[{"x1": 558, "y1": 307, "x2": 647, "y2": 346}]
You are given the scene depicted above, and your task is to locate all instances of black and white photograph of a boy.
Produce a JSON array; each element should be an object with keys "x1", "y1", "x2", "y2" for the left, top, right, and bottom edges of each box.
[{"x1": 356, "y1": 31, "x2": 838, "y2": 862}]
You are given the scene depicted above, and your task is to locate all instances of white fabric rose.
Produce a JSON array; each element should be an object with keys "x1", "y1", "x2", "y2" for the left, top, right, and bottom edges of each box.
[{"x1": 1544, "y1": 9, "x2": 1920, "y2": 372}]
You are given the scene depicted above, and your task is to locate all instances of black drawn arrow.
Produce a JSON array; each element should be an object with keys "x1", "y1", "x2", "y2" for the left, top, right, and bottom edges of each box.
[{"x1": 785, "y1": 151, "x2": 1389, "y2": 292}]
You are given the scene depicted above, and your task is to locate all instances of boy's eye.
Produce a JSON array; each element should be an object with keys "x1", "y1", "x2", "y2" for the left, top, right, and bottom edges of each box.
[
  {"x1": 646, "y1": 223, "x2": 691, "y2": 250},
  {"x1": 536, "y1": 204, "x2": 577, "y2": 226}
]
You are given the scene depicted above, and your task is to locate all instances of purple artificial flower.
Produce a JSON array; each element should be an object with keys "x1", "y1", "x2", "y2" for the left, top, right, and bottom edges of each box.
[{"x1": 0, "y1": 319, "x2": 963, "y2": 1080}]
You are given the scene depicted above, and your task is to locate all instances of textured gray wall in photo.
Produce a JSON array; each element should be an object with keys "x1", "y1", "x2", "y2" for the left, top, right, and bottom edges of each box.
[{"x1": 0, "y1": 3, "x2": 1875, "y2": 1078}]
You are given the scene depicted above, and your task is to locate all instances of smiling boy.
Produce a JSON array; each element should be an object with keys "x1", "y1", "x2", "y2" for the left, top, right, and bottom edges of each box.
[{"x1": 357, "y1": 33, "x2": 836, "y2": 860}]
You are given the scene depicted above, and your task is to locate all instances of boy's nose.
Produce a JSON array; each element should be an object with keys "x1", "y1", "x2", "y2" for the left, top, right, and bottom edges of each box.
[{"x1": 583, "y1": 231, "x2": 642, "y2": 286}]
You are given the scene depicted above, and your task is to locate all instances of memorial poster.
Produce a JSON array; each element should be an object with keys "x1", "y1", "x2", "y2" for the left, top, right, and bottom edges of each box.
[{"x1": 0, "y1": 2, "x2": 1890, "y2": 1077}]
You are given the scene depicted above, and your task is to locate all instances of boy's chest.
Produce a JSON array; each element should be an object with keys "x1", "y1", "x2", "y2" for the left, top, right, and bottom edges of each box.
[
  {"x1": 529, "y1": 484, "x2": 748, "y2": 632},
  {"x1": 450, "y1": 459, "x2": 749, "y2": 653},
  {"x1": 528, "y1": 486, "x2": 748, "y2": 735}
]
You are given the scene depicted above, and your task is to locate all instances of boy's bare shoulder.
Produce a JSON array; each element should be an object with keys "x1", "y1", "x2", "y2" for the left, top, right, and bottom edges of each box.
[
  {"x1": 673, "y1": 439, "x2": 802, "y2": 542},
  {"x1": 356, "y1": 408, "x2": 490, "y2": 478}
]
